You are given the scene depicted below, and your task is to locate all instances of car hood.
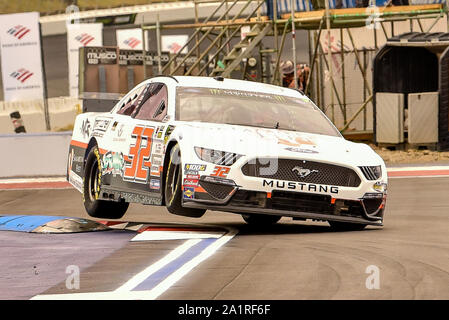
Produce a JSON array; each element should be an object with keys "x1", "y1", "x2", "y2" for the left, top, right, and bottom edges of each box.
[{"x1": 174, "y1": 122, "x2": 384, "y2": 167}]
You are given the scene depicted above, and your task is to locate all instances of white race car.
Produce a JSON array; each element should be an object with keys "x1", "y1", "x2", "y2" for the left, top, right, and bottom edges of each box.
[{"x1": 67, "y1": 76, "x2": 387, "y2": 230}]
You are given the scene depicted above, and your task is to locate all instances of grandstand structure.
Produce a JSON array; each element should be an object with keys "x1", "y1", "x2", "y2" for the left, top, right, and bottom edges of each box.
[{"x1": 141, "y1": 0, "x2": 449, "y2": 133}]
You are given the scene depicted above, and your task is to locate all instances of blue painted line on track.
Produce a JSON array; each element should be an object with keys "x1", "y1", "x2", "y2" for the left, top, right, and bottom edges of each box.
[
  {"x1": 131, "y1": 238, "x2": 216, "y2": 292},
  {"x1": 0, "y1": 215, "x2": 69, "y2": 232}
]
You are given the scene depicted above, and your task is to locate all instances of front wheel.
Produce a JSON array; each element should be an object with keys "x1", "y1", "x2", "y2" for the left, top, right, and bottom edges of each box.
[
  {"x1": 328, "y1": 221, "x2": 367, "y2": 231},
  {"x1": 242, "y1": 214, "x2": 281, "y2": 226},
  {"x1": 83, "y1": 146, "x2": 129, "y2": 219},
  {"x1": 164, "y1": 144, "x2": 205, "y2": 218}
]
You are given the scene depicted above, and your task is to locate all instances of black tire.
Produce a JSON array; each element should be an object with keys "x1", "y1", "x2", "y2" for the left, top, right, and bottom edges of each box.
[
  {"x1": 164, "y1": 144, "x2": 205, "y2": 218},
  {"x1": 242, "y1": 214, "x2": 281, "y2": 226},
  {"x1": 328, "y1": 221, "x2": 367, "y2": 231},
  {"x1": 83, "y1": 146, "x2": 129, "y2": 219}
]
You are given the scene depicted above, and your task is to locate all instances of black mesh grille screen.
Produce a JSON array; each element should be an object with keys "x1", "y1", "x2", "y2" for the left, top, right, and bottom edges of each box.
[
  {"x1": 199, "y1": 180, "x2": 234, "y2": 200},
  {"x1": 271, "y1": 190, "x2": 334, "y2": 215},
  {"x1": 241, "y1": 158, "x2": 361, "y2": 187},
  {"x1": 363, "y1": 198, "x2": 383, "y2": 215},
  {"x1": 270, "y1": 191, "x2": 364, "y2": 218}
]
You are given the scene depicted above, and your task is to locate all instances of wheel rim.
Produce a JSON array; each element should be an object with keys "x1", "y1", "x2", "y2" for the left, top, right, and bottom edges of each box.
[
  {"x1": 88, "y1": 158, "x2": 99, "y2": 202},
  {"x1": 167, "y1": 162, "x2": 180, "y2": 202}
]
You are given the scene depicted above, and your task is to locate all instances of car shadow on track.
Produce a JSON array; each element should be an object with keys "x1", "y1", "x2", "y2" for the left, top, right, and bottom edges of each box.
[{"x1": 210, "y1": 221, "x2": 382, "y2": 236}]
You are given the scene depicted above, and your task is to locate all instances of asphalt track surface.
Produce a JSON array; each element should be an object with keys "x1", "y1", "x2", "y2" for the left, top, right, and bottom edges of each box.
[{"x1": 1, "y1": 176, "x2": 449, "y2": 300}]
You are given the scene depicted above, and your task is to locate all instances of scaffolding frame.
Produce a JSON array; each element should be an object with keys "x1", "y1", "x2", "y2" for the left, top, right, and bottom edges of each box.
[{"x1": 141, "y1": 0, "x2": 449, "y2": 134}]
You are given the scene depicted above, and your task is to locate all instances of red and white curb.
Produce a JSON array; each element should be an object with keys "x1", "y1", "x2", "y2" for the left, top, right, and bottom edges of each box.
[
  {"x1": 0, "y1": 177, "x2": 71, "y2": 190},
  {"x1": 387, "y1": 165, "x2": 449, "y2": 178}
]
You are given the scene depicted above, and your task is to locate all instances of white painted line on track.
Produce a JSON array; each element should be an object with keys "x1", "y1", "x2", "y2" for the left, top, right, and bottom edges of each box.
[
  {"x1": 115, "y1": 239, "x2": 201, "y2": 292},
  {"x1": 31, "y1": 290, "x2": 167, "y2": 300},
  {"x1": 31, "y1": 226, "x2": 237, "y2": 300},
  {"x1": 140, "y1": 227, "x2": 238, "y2": 300},
  {"x1": 131, "y1": 230, "x2": 225, "y2": 241}
]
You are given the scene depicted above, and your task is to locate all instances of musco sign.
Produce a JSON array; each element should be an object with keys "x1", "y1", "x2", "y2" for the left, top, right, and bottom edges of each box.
[
  {"x1": 79, "y1": 46, "x2": 120, "y2": 94},
  {"x1": 0, "y1": 12, "x2": 44, "y2": 101},
  {"x1": 86, "y1": 47, "x2": 117, "y2": 65}
]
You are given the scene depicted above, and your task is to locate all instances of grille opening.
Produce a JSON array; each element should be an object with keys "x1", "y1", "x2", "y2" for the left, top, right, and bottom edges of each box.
[
  {"x1": 229, "y1": 190, "x2": 266, "y2": 207},
  {"x1": 270, "y1": 190, "x2": 364, "y2": 218},
  {"x1": 242, "y1": 158, "x2": 361, "y2": 187},
  {"x1": 340, "y1": 200, "x2": 365, "y2": 218},
  {"x1": 362, "y1": 198, "x2": 383, "y2": 215},
  {"x1": 198, "y1": 180, "x2": 234, "y2": 200},
  {"x1": 271, "y1": 190, "x2": 334, "y2": 215}
]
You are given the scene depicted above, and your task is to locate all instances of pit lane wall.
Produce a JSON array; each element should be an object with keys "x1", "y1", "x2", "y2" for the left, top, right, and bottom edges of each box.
[
  {"x1": 0, "y1": 96, "x2": 84, "y2": 178},
  {"x1": 0, "y1": 131, "x2": 72, "y2": 178},
  {"x1": 0, "y1": 97, "x2": 81, "y2": 134}
]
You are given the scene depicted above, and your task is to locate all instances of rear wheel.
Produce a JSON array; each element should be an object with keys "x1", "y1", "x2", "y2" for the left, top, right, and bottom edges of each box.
[
  {"x1": 83, "y1": 146, "x2": 129, "y2": 219},
  {"x1": 164, "y1": 144, "x2": 205, "y2": 218},
  {"x1": 328, "y1": 221, "x2": 367, "y2": 231},
  {"x1": 242, "y1": 214, "x2": 281, "y2": 226}
]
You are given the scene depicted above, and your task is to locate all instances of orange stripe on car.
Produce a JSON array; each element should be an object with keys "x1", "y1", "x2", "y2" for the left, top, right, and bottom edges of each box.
[
  {"x1": 70, "y1": 140, "x2": 87, "y2": 149},
  {"x1": 70, "y1": 139, "x2": 107, "y2": 154}
]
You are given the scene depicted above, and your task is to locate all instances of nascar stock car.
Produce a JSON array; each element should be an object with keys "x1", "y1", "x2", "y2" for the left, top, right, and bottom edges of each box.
[{"x1": 67, "y1": 75, "x2": 387, "y2": 230}]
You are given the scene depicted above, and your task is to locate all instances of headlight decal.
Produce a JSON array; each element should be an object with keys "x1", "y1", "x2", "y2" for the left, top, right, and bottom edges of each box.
[
  {"x1": 194, "y1": 147, "x2": 242, "y2": 166},
  {"x1": 359, "y1": 165, "x2": 382, "y2": 180}
]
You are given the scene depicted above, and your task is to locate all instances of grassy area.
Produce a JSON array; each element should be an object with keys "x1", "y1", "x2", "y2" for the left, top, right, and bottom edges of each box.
[{"x1": 1, "y1": 0, "x2": 181, "y2": 16}]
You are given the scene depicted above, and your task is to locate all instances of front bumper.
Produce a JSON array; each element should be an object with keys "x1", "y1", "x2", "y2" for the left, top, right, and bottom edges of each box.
[
  {"x1": 183, "y1": 181, "x2": 386, "y2": 226},
  {"x1": 181, "y1": 155, "x2": 387, "y2": 226}
]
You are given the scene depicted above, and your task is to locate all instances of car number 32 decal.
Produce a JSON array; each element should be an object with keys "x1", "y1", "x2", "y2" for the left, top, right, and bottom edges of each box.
[
  {"x1": 124, "y1": 126, "x2": 155, "y2": 183},
  {"x1": 211, "y1": 166, "x2": 230, "y2": 177}
]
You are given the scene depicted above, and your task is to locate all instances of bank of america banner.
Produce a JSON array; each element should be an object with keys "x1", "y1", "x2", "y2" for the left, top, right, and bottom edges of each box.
[
  {"x1": 67, "y1": 23, "x2": 103, "y2": 97},
  {"x1": 116, "y1": 28, "x2": 144, "y2": 50},
  {"x1": 162, "y1": 35, "x2": 188, "y2": 54},
  {"x1": 0, "y1": 12, "x2": 44, "y2": 102}
]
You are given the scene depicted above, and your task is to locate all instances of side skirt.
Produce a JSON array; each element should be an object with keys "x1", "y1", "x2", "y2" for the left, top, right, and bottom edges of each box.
[{"x1": 100, "y1": 186, "x2": 162, "y2": 205}]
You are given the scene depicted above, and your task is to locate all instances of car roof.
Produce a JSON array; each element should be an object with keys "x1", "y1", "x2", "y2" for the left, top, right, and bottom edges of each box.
[{"x1": 147, "y1": 75, "x2": 305, "y2": 98}]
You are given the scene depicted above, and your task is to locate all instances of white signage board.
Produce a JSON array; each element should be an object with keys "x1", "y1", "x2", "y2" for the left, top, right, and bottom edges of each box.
[
  {"x1": 67, "y1": 23, "x2": 103, "y2": 97},
  {"x1": 0, "y1": 12, "x2": 44, "y2": 101},
  {"x1": 116, "y1": 28, "x2": 144, "y2": 50},
  {"x1": 161, "y1": 35, "x2": 188, "y2": 54}
]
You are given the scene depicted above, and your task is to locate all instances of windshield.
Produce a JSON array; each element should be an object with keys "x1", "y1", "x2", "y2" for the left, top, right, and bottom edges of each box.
[{"x1": 175, "y1": 87, "x2": 340, "y2": 137}]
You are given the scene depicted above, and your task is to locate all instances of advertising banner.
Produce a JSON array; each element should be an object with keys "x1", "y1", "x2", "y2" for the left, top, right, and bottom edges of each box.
[
  {"x1": 116, "y1": 28, "x2": 143, "y2": 50},
  {"x1": 67, "y1": 23, "x2": 103, "y2": 97},
  {"x1": 161, "y1": 35, "x2": 188, "y2": 54},
  {"x1": 0, "y1": 12, "x2": 44, "y2": 101}
]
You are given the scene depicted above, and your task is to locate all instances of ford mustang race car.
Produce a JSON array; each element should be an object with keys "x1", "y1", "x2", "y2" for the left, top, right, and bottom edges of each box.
[{"x1": 67, "y1": 75, "x2": 387, "y2": 230}]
